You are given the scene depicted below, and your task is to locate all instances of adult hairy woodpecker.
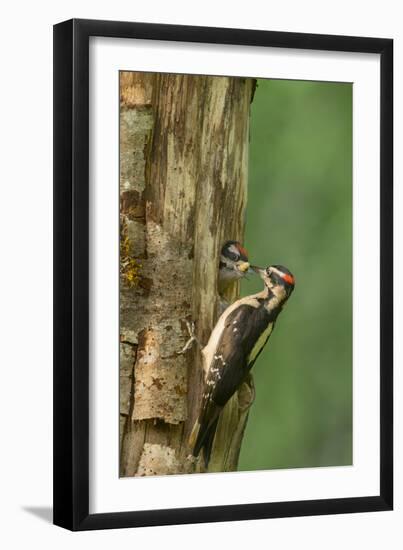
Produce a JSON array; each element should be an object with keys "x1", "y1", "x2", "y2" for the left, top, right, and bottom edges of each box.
[
  {"x1": 218, "y1": 241, "x2": 251, "y2": 295},
  {"x1": 190, "y1": 264, "x2": 295, "y2": 466}
]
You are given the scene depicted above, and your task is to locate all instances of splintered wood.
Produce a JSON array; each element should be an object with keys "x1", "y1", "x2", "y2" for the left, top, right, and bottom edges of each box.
[{"x1": 119, "y1": 72, "x2": 255, "y2": 476}]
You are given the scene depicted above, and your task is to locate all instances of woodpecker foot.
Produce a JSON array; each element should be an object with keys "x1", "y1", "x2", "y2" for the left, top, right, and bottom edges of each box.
[
  {"x1": 178, "y1": 320, "x2": 202, "y2": 354},
  {"x1": 248, "y1": 373, "x2": 256, "y2": 402}
]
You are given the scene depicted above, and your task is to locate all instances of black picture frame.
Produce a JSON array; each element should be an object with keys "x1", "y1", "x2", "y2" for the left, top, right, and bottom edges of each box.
[{"x1": 53, "y1": 18, "x2": 393, "y2": 531}]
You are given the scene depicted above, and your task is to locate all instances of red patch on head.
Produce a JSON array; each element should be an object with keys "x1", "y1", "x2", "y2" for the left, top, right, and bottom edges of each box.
[
  {"x1": 236, "y1": 244, "x2": 248, "y2": 260},
  {"x1": 282, "y1": 273, "x2": 295, "y2": 285}
]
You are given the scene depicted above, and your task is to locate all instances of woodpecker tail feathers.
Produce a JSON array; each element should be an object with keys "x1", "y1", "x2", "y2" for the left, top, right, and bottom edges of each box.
[
  {"x1": 190, "y1": 402, "x2": 221, "y2": 467},
  {"x1": 200, "y1": 417, "x2": 219, "y2": 467}
]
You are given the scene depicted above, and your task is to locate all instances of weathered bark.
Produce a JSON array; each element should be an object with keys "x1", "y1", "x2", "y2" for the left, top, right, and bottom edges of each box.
[{"x1": 119, "y1": 71, "x2": 256, "y2": 476}]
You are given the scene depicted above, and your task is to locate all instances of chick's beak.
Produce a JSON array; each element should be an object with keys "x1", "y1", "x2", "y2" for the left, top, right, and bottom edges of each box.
[{"x1": 237, "y1": 261, "x2": 250, "y2": 273}]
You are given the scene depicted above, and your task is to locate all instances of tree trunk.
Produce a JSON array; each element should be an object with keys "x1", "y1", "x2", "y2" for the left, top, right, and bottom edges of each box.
[{"x1": 119, "y1": 71, "x2": 256, "y2": 476}]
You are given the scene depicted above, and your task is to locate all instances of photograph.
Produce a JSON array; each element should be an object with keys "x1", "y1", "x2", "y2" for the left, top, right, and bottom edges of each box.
[
  {"x1": 0, "y1": 0, "x2": 396, "y2": 542},
  {"x1": 119, "y1": 71, "x2": 353, "y2": 477}
]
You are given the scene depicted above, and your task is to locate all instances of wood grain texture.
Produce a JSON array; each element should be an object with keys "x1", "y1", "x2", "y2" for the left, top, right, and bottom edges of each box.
[{"x1": 119, "y1": 72, "x2": 255, "y2": 476}]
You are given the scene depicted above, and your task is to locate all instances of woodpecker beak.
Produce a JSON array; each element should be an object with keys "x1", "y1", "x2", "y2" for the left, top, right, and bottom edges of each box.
[
  {"x1": 237, "y1": 261, "x2": 250, "y2": 274},
  {"x1": 251, "y1": 265, "x2": 266, "y2": 278}
]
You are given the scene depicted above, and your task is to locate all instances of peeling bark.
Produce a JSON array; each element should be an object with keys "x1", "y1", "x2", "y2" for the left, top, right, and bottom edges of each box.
[
  {"x1": 120, "y1": 72, "x2": 255, "y2": 476},
  {"x1": 137, "y1": 443, "x2": 180, "y2": 476}
]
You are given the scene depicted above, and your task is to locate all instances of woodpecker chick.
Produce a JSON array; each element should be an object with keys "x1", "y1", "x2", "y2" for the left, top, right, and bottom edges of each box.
[
  {"x1": 218, "y1": 241, "x2": 251, "y2": 295},
  {"x1": 191, "y1": 264, "x2": 295, "y2": 466}
]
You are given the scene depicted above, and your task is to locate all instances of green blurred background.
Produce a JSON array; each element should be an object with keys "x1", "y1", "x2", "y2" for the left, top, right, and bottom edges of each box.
[{"x1": 238, "y1": 79, "x2": 353, "y2": 471}]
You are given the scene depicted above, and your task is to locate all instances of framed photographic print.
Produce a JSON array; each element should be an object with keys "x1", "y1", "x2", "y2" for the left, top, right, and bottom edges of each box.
[{"x1": 53, "y1": 19, "x2": 393, "y2": 530}]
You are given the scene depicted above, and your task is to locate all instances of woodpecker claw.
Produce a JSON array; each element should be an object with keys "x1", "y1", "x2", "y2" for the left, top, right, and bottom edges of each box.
[{"x1": 178, "y1": 320, "x2": 202, "y2": 354}]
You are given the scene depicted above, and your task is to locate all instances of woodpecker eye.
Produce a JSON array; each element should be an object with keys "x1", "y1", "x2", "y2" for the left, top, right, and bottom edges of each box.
[{"x1": 227, "y1": 251, "x2": 240, "y2": 261}]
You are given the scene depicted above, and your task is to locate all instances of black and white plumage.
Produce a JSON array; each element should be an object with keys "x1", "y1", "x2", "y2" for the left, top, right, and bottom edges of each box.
[
  {"x1": 218, "y1": 240, "x2": 251, "y2": 314},
  {"x1": 218, "y1": 241, "x2": 250, "y2": 295},
  {"x1": 191, "y1": 264, "x2": 295, "y2": 466}
]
